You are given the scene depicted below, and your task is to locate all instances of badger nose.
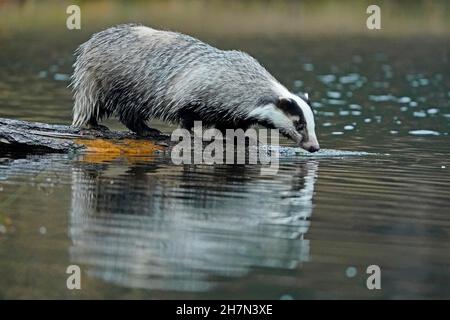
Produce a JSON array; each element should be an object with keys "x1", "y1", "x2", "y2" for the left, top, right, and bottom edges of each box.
[{"x1": 308, "y1": 145, "x2": 320, "y2": 153}]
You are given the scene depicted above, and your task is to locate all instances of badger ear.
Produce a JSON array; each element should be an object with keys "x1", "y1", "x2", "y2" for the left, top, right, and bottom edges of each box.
[
  {"x1": 277, "y1": 97, "x2": 291, "y2": 109},
  {"x1": 276, "y1": 97, "x2": 298, "y2": 115},
  {"x1": 304, "y1": 93, "x2": 309, "y2": 101}
]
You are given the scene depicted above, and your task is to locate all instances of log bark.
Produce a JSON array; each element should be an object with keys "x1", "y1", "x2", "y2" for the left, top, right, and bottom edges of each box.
[{"x1": 0, "y1": 118, "x2": 170, "y2": 153}]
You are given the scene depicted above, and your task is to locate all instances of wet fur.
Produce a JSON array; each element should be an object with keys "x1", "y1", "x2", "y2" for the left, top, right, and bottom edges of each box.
[
  {"x1": 70, "y1": 23, "x2": 318, "y2": 152},
  {"x1": 71, "y1": 24, "x2": 286, "y2": 134}
]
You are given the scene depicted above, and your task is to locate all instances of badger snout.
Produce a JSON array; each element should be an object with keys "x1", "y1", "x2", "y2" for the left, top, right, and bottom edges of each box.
[
  {"x1": 301, "y1": 143, "x2": 320, "y2": 153},
  {"x1": 307, "y1": 145, "x2": 320, "y2": 153},
  {"x1": 300, "y1": 137, "x2": 320, "y2": 153}
]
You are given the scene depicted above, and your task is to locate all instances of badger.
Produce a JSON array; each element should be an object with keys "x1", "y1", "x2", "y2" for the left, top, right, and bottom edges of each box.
[{"x1": 71, "y1": 24, "x2": 320, "y2": 152}]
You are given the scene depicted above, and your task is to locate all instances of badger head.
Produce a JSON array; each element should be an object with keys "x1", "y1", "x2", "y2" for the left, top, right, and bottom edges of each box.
[{"x1": 250, "y1": 91, "x2": 320, "y2": 153}]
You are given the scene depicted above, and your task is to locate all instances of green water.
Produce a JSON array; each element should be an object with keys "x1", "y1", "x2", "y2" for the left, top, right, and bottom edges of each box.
[{"x1": 0, "y1": 1, "x2": 449, "y2": 299}]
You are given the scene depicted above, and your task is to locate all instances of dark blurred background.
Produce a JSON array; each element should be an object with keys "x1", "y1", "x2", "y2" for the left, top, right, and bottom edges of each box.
[{"x1": 0, "y1": 0, "x2": 449, "y2": 37}]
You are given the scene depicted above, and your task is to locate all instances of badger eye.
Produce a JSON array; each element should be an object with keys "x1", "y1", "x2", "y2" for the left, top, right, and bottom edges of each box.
[{"x1": 294, "y1": 121, "x2": 305, "y2": 131}]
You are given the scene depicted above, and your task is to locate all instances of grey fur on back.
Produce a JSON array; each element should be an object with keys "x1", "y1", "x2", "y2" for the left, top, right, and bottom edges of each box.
[{"x1": 71, "y1": 24, "x2": 281, "y2": 132}]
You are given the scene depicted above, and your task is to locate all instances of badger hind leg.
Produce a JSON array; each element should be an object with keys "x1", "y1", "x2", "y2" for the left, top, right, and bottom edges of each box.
[
  {"x1": 118, "y1": 112, "x2": 161, "y2": 137},
  {"x1": 178, "y1": 109, "x2": 201, "y2": 131},
  {"x1": 73, "y1": 101, "x2": 110, "y2": 132},
  {"x1": 72, "y1": 72, "x2": 110, "y2": 131},
  {"x1": 135, "y1": 123, "x2": 161, "y2": 137},
  {"x1": 86, "y1": 120, "x2": 110, "y2": 132}
]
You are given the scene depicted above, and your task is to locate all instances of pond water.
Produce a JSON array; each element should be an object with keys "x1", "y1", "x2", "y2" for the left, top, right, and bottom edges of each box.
[{"x1": 1, "y1": 7, "x2": 449, "y2": 299}]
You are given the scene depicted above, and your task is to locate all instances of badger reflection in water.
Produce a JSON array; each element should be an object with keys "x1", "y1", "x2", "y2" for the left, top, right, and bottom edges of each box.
[{"x1": 69, "y1": 158, "x2": 319, "y2": 291}]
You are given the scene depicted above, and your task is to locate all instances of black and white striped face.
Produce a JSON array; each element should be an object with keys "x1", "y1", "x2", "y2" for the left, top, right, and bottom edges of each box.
[
  {"x1": 276, "y1": 94, "x2": 320, "y2": 152},
  {"x1": 249, "y1": 87, "x2": 320, "y2": 152}
]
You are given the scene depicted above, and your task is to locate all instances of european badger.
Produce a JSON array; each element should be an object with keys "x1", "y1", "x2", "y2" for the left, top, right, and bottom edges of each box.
[{"x1": 71, "y1": 24, "x2": 320, "y2": 152}]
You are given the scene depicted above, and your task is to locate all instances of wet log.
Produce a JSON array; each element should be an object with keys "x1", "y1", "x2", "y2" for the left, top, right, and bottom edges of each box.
[{"x1": 0, "y1": 118, "x2": 170, "y2": 154}]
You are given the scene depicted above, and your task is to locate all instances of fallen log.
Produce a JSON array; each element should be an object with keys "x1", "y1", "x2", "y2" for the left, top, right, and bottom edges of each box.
[{"x1": 0, "y1": 118, "x2": 170, "y2": 154}]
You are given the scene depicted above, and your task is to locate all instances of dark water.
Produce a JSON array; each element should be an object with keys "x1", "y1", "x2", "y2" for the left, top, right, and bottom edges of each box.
[{"x1": 1, "y1": 27, "x2": 449, "y2": 298}]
